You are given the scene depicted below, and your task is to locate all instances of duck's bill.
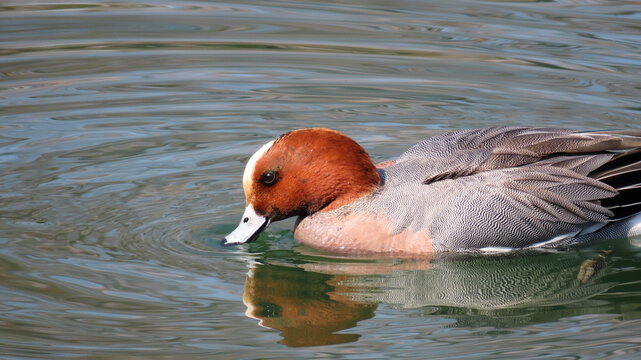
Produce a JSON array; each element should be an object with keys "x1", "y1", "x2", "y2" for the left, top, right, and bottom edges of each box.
[{"x1": 222, "y1": 205, "x2": 270, "y2": 246}]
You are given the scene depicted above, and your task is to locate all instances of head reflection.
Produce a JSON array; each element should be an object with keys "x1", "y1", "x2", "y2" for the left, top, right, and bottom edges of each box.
[{"x1": 243, "y1": 263, "x2": 377, "y2": 347}]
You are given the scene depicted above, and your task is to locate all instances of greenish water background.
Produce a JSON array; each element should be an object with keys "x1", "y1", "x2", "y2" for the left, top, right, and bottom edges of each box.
[{"x1": 2, "y1": 0, "x2": 641, "y2": 358}]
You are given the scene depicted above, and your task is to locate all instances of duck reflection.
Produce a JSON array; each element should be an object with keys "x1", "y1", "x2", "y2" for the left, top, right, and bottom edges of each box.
[{"x1": 243, "y1": 250, "x2": 613, "y2": 346}]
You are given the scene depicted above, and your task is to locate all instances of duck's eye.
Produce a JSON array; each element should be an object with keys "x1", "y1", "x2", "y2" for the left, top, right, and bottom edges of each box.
[{"x1": 259, "y1": 170, "x2": 278, "y2": 185}]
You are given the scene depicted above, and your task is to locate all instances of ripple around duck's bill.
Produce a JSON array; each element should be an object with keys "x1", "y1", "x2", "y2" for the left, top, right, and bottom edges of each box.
[{"x1": 0, "y1": 163, "x2": 258, "y2": 356}]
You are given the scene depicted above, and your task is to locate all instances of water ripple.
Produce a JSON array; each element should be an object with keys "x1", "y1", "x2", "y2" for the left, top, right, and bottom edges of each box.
[{"x1": 2, "y1": 0, "x2": 641, "y2": 357}]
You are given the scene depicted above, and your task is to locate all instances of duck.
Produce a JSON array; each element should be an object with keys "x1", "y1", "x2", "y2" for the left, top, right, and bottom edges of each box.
[{"x1": 223, "y1": 127, "x2": 641, "y2": 256}]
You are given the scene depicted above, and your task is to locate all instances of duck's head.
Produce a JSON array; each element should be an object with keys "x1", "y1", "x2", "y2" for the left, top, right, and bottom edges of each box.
[{"x1": 223, "y1": 128, "x2": 380, "y2": 245}]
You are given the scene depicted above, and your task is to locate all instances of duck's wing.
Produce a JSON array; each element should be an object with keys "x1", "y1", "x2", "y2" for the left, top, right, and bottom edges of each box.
[
  {"x1": 393, "y1": 127, "x2": 641, "y2": 184},
  {"x1": 381, "y1": 127, "x2": 641, "y2": 250},
  {"x1": 423, "y1": 165, "x2": 617, "y2": 251},
  {"x1": 592, "y1": 147, "x2": 641, "y2": 220}
]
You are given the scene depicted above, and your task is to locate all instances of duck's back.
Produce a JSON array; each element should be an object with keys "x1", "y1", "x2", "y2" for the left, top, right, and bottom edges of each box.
[{"x1": 368, "y1": 127, "x2": 641, "y2": 251}]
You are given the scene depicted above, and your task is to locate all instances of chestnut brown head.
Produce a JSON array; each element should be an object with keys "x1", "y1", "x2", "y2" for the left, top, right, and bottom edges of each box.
[{"x1": 223, "y1": 128, "x2": 380, "y2": 245}]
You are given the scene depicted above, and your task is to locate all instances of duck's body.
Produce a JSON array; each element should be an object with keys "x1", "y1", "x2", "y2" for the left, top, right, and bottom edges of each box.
[{"x1": 224, "y1": 127, "x2": 641, "y2": 255}]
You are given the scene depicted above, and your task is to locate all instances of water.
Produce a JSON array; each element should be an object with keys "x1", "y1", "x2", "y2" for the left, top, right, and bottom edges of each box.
[{"x1": 2, "y1": 0, "x2": 641, "y2": 358}]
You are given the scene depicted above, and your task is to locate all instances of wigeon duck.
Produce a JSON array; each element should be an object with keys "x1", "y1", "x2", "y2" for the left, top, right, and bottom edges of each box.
[{"x1": 224, "y1": 127, "x2": 641, "y2": 255}]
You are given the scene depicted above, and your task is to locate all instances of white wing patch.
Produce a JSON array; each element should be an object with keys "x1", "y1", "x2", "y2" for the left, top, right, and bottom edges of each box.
[{"x1": 479, "y1": 246, "x2": 516, "y2": 253}]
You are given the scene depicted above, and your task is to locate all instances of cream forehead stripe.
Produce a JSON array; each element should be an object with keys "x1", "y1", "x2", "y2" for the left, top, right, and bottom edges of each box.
[{"x1": 242, "y1": 140, "x2": 275, "y2": 196}]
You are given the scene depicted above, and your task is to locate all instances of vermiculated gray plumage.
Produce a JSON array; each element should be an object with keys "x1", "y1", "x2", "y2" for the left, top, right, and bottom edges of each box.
[{"x1": 345, "y1": 127, "x2": 641, "y2": 251}]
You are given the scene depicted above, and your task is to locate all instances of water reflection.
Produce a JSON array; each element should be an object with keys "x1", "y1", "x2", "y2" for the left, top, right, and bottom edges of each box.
[
  {"x1": 244, "y1": 250, "x2": 615, "y2": 346},
  {"x1": 243, "y1": 262, "x2": 377, "y2": 347}
]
